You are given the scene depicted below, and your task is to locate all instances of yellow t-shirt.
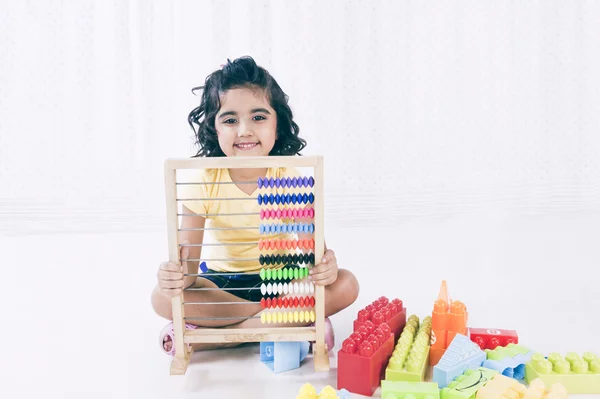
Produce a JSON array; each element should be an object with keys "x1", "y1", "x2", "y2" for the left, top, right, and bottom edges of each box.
[{"x1": 178, "y1": 166, "x2": 308, "y2": 272}]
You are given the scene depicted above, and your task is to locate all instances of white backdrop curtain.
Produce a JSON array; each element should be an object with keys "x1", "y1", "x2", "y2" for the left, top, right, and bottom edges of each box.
[{"x1": 1, "y1": 0, "x2": 599, "y2": 234}]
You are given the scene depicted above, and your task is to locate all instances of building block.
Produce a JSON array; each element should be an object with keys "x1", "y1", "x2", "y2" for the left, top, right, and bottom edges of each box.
[
  {"x1": 469, "y1": 328, "x2": 518, "y2": 350},
  {"x1": 381, "y1": 381, "x2": 440, "y2": 399},
  {"x1": 475, "y1": 374, "x2": 568, "y2": 399},
  {"x1": 482, "y1": 343, "x2": 534, "y2": 380},
  {"x1": 354, "y1": 296, "x2": 407, "y2": 341},
  {"x1": 440, "y1": 367, "x2": 498, "y2": 399},
  {"x1": 337, "y1": 323, "x2": 395, "y2": 396},
  {"x1": 433, "y1": 334, "x2": 486, "y2": 388},
  {"x1": 430, "y1": 280, "x2": 468, "y2": 366},
  {"x1": 260, "y1": 341, "x2": 309, "y2": 373},
  {"x1": 296, "y1": 383, "x2": 350, "y2": 399},
  {"x1": 525, "y1": 352, "x2": 600, "y2": 394},
  {"x1": 385, "y1": 314, "x2": 432, "y2": 382}
]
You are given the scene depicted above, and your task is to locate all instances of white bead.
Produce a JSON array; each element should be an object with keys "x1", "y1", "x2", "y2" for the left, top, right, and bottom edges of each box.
[
  {"x1": 283, "y1": 283, "x2": 289, "y2": 295},
  {"x1": 299, "y1": 282, "x2": 305, "y2": 294},
  {"x1": 309, "y1": 282, "x2": 314, "y2": 293},
  {"x1": 277, "y1": 283, "x2": 283, "y2": 295},
  {"x1": 293, "y1": 282, "x2": 299, "y2": 294},
  {"x1": 267, "y1": 283, "x2": 272, "y2": 295},
  {"x1": 261, "y1": 284, "x2": 267, "y2": 296}
]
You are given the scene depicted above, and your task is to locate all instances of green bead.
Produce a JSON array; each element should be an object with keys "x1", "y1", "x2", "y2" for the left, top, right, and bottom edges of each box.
[
  {"x1": 277, "y1": 269, "x2": 283, "y2": 280},
  {"x1": 294, "y1": 268, "x2": 299, "y2": 279},
  {"x1": 283, "y1": 268, "x2": 288, "y2": 280},
  {"x1": 260, "y1": 269, "x2": 266, "y2": 280}
]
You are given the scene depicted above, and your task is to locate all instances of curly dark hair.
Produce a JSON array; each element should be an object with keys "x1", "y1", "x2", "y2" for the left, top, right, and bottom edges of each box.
[{"x1": 187, "y1": 56, "x2": 307, "y2": 157}]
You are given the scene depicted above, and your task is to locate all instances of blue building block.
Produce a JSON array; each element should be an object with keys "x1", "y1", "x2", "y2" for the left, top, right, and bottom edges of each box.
[
  {"x1": 483, "y1": 348, "x2": 534, "y2": 379},
  {"x1": 260, "y1": 341, "x2": 310, "y2": 373},
  {"x1": 433, "y1": 334, "x2": 486, "y2": 388}
]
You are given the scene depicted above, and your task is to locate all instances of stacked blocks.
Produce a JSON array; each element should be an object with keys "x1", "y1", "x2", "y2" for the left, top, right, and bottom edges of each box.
[
  {"x1": 440, "y1": 367, "x2": 498, "y2": 399},
  {"x1": 482, "y1": 343, "x2": 534, "y2": 380},
  {"x1": 337, "y1": 322, "x2": 395, "y2": 396},
  {"x1": 475, "y1": 374, "x2": 568, "y2": 399},
  {"x1": 385, "y1": 314, "x2": 432, "y2": 382},
  {"x1": 296, "y1": 383, "x2": 350, "y2": 399},
  {"x1": 433, "y1": 334, "x2": 486, "y2": 388},
  {"x1": 260, "y1": 341, "x2": 310, "y2": 373},
  {"x1": 430, "y1": 281, "x2": 468, "y2": 366},
  {"x1": 469, "y1": 328, "x2": 518, "y2": 350},
  {"x1": 381, "y1": 381, "x2": 440, "y2": 399},
  {"x1": 354, "y1": 296, "x2": 407, "y2": 342},
  {"x1": 525, "y1": 352, "x2": 600, "y2": 394}
]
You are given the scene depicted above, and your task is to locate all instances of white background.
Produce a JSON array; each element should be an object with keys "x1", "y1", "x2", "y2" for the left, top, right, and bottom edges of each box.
[{"x1": 1, "y1": 1, "x2": 599, "y2": 398}]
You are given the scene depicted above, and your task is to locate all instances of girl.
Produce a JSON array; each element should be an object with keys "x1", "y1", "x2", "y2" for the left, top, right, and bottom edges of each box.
[{"x1": 151, "y1": 56, "x2": 360, "y2": 355}]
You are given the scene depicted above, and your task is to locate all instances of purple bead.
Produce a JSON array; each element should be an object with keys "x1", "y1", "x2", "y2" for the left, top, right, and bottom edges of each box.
[
  {"x1": 275, "y1": 178, "x2": 281, "y2": 188},
  {"x1": 291, "y1": 177, "x2": 298, "y2": 188},
  {"x1": 308, "y1": 176, "x2": 315, "y2": 187},
  {"x1": 268, "y1": 177, "x2": 274, "y2": 188},
  {"x1": 285, "y1": 177, "x2": 291, "y2": 188},
  {"x1": 302, "y1": 176, "x2": 308, "y2": 187},
  {"x1": 257, "y1": 177, "x2": 263, "y2": 189}
]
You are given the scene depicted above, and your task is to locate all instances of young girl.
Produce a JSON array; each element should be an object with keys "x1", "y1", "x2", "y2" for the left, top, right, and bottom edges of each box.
[{"x1": 151, "y1": 56, "x2": 360, "y2": 355}]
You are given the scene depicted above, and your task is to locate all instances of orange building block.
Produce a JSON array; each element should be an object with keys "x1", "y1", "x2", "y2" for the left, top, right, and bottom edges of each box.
[{"x1": 429, "y1": 280, "x2": 468, "y2": 365}]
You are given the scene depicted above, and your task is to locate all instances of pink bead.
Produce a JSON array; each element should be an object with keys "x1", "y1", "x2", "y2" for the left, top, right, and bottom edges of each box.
[
  {"x1": 260, "y1": 209, "x2": 265, "y2": 219},
  {"x1": 276, "y1": 209, "x2": 282, "y2": 219},
  {"x1": 309, "y1": 208, "x2": 315, "y2": 218},
  {"x1": 292, "y1": 209, "x2": 298, "y2": 218}
]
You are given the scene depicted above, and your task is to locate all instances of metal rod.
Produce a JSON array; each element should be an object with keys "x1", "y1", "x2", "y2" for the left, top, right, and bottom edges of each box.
[
  {"x1": 180, "y1": 242, "x2": 259, "y2": 247},
  {"x1": 177, "y1": 181, "x2": 256, "y2": 185},
  {"x1": 183, "y1": 257, "x2": 259, "y2": 262},
  {"x1": 179, "y1": 227, "x2": 257, "y2": 231},
  {"x1": 178, "y1": 212, "x2": 259, "y2": 217},
  {"x1": 183, "y1": 301, "x2": 260, "y2": 305},
  {"x1": 177, "y1": 197, "x2": 257, "y2": 201},
  {"x1": 184, "y1": 316, "x2": 261, "y2": 320},
  {"x1": 184, "y1": 272, "x2": 260, "y2": 277},
  {"x1": 184, "y1": 287, "x2": 260, "y2": 291}
]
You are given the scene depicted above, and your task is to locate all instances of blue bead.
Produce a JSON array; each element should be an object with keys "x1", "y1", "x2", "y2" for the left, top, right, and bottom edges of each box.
[
  {"x1": 302, "y1": 177, "x2": 308, "y2": 187},
  {"x1": 302, "y1": 193, "x2": 308, "y2": 204},
  {"x1": 257, "y1": 194, "x2": 263, "y2": 205},
  {"x1": 274, "y1": 194, "x2": 280, "y2": 205},
  {"x1": 308, "y1": 176, "x2": 314, "y2": 187},
  {"x1": 309, "y1": 193, "x2": 314, "y2": 204},
  {"x1": 259, "y1": 224, "x2": 264, "y2": 234},
  {"x1": 309, "y1": 224, "x2": 314, "y2": 233},
  {"x1": 268, "y1": 194, "x2": 275, "y2": 205},
  {"x1": 291, "y1": 193, "x2": 297, "y2": 204}
]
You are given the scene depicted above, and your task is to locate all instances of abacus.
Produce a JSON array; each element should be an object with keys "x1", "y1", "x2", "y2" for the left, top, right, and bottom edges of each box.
[{"x1": 164, "y1": 155, "x2": 328, "y2": 375}]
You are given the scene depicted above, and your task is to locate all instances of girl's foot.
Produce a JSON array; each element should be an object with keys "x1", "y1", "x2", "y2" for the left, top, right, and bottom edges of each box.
[{"x1": 159, "y1": 322, "x2": 198, "y2": 355}]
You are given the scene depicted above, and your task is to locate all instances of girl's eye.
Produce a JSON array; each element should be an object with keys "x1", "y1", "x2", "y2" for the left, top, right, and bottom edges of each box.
[
  {"x1": 223, "y1": 118, "x2": 237, "y2": 124},
  {"x1": 253, "y1": 115, "x2": 266, "y2": 121}
]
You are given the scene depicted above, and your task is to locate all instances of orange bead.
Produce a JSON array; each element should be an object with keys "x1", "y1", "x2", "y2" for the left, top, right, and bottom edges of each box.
[{"x1": 309, "y1": 239, "x2": 315, "y2": 249}]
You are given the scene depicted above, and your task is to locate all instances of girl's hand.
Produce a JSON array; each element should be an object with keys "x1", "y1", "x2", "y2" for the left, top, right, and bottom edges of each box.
[
  {"x1": 157, "y1": 242, "x2": 190, "y2": 296},
  {"x1": 309, "y1": 249, "x2": 338, "y2": 286}
]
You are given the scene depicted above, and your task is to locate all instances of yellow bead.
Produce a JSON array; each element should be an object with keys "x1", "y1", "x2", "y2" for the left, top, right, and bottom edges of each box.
[
  {"x1": 277, "y1": 312, "x2": 283, "y2": 323},
  {"x1": 283, "y1": 312, "x2": 288, "y2": 323},
  {"x1": 294, "y1": 311, "x2": 299, "y2": 322},
  {"x1": 304, "y1": 310, "x2": 310, "y2": 322},
  {"x1": 310, "y1": 311, "x2": 316, "y2": 322},
  {"x1": 266, "y1": 312, "x2": 272, "y2": 324},
  {"x1": 299, "y1": 311, "x2": 305, "y2": 322},
  {"x1": 261, "y1": 313, "x2": 266, "y2": 324},
  {"x1": 288, "y1": 311, "x2": 294, "y2": 322}
]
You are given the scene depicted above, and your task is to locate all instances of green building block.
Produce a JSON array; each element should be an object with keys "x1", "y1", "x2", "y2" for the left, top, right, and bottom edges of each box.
[
  {"x1": 485, "y1": 343, "x2": 531, "y2": 360},
  {"x1": 385, "y1": 315, "x2": 432, "y2": 382},
  {"x1": 439, "y1": 367, "x2": 497, "y2": 399},
  {"x1": 525, "y1": 352, "x2": 600, "y2": 394},
  {"x1": 381, "y1": 380, "x2": 440, "y2": 399}
]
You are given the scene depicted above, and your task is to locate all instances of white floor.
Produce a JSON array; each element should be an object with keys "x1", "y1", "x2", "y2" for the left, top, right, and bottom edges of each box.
[{"x1": 2, "y1": 212, "x2": 600, "y2": 398}]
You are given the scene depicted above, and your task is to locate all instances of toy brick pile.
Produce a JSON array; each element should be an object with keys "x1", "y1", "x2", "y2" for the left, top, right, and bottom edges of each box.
[{"x1": 329, "y1": 280, "x2": 599, "y2": 398}]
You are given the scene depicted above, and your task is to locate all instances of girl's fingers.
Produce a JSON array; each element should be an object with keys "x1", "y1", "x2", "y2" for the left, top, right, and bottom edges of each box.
[
  {"x1": 158, "y1": 269, "x2": 183, "y2": 281},
  {"x1": 160, "y1": 279, "x2": 184, "y2": 289}
]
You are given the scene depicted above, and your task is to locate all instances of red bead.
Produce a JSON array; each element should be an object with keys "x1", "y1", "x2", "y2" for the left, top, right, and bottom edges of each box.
[
  {"x1": 266, "y1": 298, "x2": 271, "y2": 308},
  {"x1": 293, "y1": 297, "x2": 299, "y2": 308},
  {"x1": 272, "y1": 298, "x2": 278, "y2": 308},
  {"x1": 299, "y1": 297, "x2": 305, "y2": 308},
  {"x1": 260, "y1": 298, "x2": 266, "y2": 308},
  {"x1": 309, "y1": 297, "x2": 315, "y2": 307},
  {"x1": 309, "y1": 239, "x2": 314, "y2": 249},
  {"x1": 359, "y1": 342, "x2": 374, "y2": 357},
  {"x1": 283, "y1": 298, "x2": 289, "y2": 308}
]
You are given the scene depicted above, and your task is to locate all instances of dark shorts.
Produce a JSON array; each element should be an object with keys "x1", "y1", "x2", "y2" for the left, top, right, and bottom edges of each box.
[{"x1": 197, "y1": 262, "x2": 271, "y2": 302}]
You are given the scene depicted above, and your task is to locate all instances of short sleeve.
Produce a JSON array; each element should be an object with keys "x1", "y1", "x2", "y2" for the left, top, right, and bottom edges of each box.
[{"x1": 177, "y1": 169, "x2": 210, "y2": 215}]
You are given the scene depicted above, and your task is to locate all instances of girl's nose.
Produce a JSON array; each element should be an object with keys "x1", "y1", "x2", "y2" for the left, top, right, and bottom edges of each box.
[{"x1": 238, "y1": 122, "x2": 253, "y2": 137}]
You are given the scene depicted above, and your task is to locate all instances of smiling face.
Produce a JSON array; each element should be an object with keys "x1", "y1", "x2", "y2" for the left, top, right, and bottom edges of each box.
[{"x1": 214, "y1": 87, "x2": 278, "y2": 157}]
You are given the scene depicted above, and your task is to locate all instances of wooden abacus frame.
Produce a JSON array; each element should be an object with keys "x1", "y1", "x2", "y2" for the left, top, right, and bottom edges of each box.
[{"x1": 164, "y1": 155, "x2": 329, "y2": 375}]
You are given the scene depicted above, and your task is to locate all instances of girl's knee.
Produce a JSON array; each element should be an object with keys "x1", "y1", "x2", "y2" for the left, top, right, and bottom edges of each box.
[
  {"x1": 337, "y1": 269, "x2": 360, "y2": 305},
  {"x1": 151, "y1": 286, "x2": 173, "y2": 321}
]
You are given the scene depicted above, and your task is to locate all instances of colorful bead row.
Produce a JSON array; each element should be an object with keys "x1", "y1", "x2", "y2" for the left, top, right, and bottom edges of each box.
[
  {"x1": 259, "y1": 223, "x2": 314, "y2": 234},
  {"x1": 257, "y1": 176, "x2": 315, "y2": 189},
  {"x1": 260, "y1": 296, "x2": 316, "y2": 309},
  {"x1": 259, "y1": 267, "x2": 309, "y2": 281},
  {"x1": 260, "y1": 310, "x2": 316, "y2": 324},
  {"x1": 259, "y1": 253, "x2": 315, "y2": 266},
  {"x1": 257, "y1": 193, "x2": 314, "y2": 206},
  {"x1": 260, "y1": 207, "x2": 315, "y2": 220},
  {"x1": 258, "y1": 238, "x2": 315, "y2": 251},
  {"x1": 260, "y1": 281, "x2": 315, "y2": 296}
]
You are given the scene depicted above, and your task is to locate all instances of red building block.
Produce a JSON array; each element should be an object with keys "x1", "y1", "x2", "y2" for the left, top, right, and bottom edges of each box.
[
  {"x1": 468, "y1": 328, "x2": 518, "y2": 350},
  {"x1": 337, "y1": 323, "x2": 395, "y2": 397},
  {"x1": 353, "y1": 296, "x2": 407, "y2": 342}
]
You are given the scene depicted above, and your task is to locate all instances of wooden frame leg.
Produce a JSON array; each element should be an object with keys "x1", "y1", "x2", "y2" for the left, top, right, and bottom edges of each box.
[{"x1": 170, "y1": 294, "x2": 191, "y2": 375}]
